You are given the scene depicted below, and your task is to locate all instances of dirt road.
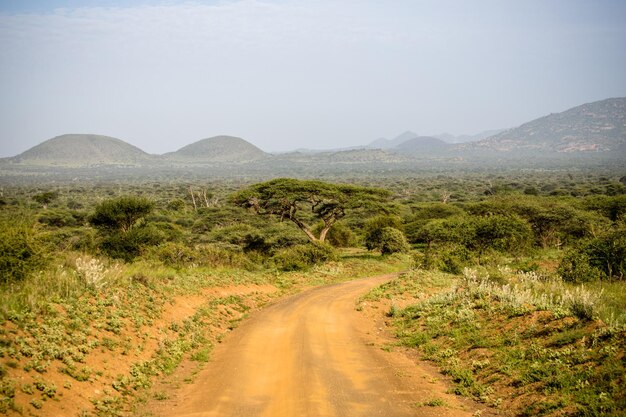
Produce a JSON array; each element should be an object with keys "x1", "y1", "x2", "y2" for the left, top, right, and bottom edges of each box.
[{"x1": 154, "y1": 274, "x2": 473, "y2": 417}]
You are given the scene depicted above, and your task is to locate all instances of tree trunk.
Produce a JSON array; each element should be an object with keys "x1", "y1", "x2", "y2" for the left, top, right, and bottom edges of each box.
[
  {"x1": 319, "y1": 226, "x2": 331, "y2": 242},
  {"x1": 290, "y1": 217, "x2": 318, "y2": 242},
  {"x1": 189, "y1": 186, "x2": 197, "y2": 211}
]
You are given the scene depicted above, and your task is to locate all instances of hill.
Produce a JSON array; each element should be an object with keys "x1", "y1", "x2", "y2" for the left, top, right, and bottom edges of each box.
[
  {"x1": 435, "y1": 129, "x2": 505, "y2": 144},
  {"x1": 394, "y1": 136, "x2": 450, "y2": 153},
  {"x1": 368, "y1": 131, "x2": 419, "y2": 149},
  {"x1": 165, "y1": 135, "x2": 268, "y2": 163},
  {"x1": 11, "y1": 134, "x2": 151, "y2": 166},
  {"x1": 471, "y1": 97, "x2": 626, "y2": 153}
]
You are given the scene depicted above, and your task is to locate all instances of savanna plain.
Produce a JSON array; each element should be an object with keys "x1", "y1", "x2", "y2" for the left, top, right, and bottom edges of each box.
[{"x1": 0, "y1": 170, "x2": 625, "y2": 417}]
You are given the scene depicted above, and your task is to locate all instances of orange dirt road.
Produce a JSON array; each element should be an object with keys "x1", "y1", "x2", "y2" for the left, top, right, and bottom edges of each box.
[{"x1": 155, "y1": 274, "x2": 472, "y2": 417}]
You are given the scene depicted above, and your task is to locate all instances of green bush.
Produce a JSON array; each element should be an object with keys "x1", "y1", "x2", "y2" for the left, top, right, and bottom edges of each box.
[
  {"x1": 272, "y1": 242, "x2": 338, "y2": 271},
  {"x1": 439, "y1": 245, "x2": 471, "y2": 274},
  {"x1": 363, "y1": 215, "x2": 403, "y2": 250},
  {"x1": 558, "y1": 249, "x2": 600, "y2": 283},
  {"x1": 0, "y1": 217, "x2": 48, "y2": 284},
  {"x1": 166, "y1": 198, "x2": 186, "y2": 211},
  {"x1": 89, "y1": 196, "x2": 154, "y2": 233},
  {"x1": 38, "y1": 209, "x2": 85, "y2": 228},
  {"x1": 148, "y1": 242, "x2": 196, "y2": 267},
  {"x1": 379, "y1": 227, "x2": 410, "y2": 255},
  {"x1": 100, "y1": 225, "x2": 165, "y2": 261},
  {"x1": 559, "y1": 229, "x2": 626, "y2": 282},
  {"x1": 147, "y1": 242, "x2": 252, "y2": 269},
  {"x1": 585, "y1": 230, "x2": 626, "y2": 279},
  {"x1": 471, "y1": 215, "x2": 533, "y2": 255}
]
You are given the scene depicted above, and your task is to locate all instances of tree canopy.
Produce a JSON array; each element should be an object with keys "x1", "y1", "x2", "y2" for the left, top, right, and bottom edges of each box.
[
  {"x1": 89, "y1": 196, "x2": 154, "y2": 233},
  {"x1": 231, "y1": 178, "x2": 391, "y2": 242}
]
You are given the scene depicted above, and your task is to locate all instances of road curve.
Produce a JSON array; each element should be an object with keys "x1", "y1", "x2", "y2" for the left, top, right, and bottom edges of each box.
[{"x1": 158, "y1": 273, "x2": 427, "y2": 417}]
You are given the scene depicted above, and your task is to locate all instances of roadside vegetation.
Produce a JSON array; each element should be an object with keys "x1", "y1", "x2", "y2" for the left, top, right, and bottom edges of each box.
[{"x1": 0, "y1": 171, "x2": 624, "y2": 416}]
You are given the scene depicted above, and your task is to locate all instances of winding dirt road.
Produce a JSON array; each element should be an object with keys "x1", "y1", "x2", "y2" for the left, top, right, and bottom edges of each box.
[{"x1": 153, "y1": 274, "x2": 473, "y2": 417}]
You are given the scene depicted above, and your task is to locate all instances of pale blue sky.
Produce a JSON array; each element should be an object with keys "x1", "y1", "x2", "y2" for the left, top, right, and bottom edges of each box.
[{"x1": 1, "y1": 0, "x2": 625, "y2": 156}]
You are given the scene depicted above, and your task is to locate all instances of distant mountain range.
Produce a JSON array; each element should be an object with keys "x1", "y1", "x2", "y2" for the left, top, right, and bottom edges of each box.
[
  {"x1": 368, "y1": 129, "x2": 500, "y2": 149},
  {"x1": 3, "y1": 97, "x2": 624, "y2": 169},
  {"x1": 467, "y1": 97, "x2": 626, "y2": 153}
]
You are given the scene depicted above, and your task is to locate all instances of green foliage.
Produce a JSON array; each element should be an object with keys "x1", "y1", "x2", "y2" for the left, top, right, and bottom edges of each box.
[
  {"x1": 0, "y1": 217, "x2": 48, "y2": 284},
  {"x1": 38, "y1": 209, "x2": 86, "y2": 228},
  {"x1": 166, "y1": 198, "x2": 186, "y2": 211},
  {"x1": 560, "y1": 229, "x2": 626, "y2": 281},
  {"x1": 272, "y1": 242, "x2": 338, "y2": 271},
  {"x1": 89, "y1": 196, "x2": 159, "y2": 261},
  {"x1": 232, "y1": 178, "x2": 391, "y2": 242},
  {"x1": 584, "y1": 195, "x2": 626, "y2": 221},
  {"x1": 466, "y1": 195, "x2": 601, "y2": 248},
  {"x1": 379, "y1": 227, "x2": 410, "y2": 255},
  {"x1": 90, "y1": 196, "x2": 154, "y2": 233},
  {"x1": 147, "y1": 242, "x2": 252, "y2": 269},
  {"x1": 471, "y1": 214, "x2": 533, "y2": 255},
  {"x1": 363, "y1": 215, "x2": 403, "y2": 250},
  {"x1": 100, "y1": 224, "x2": 169, "y2": 262},
  {"x1": 558, "y1": 249, "x2": 604, "y2": 283},
  {"x1": 313, "y1": 222, "x2": 357, "y2": 248},
  {"x1": 32, "y1": 191, "x2": 58, "y2": 208},
  {"x1": 404, "y1": 202, "x2": 464, "y2": 242}
]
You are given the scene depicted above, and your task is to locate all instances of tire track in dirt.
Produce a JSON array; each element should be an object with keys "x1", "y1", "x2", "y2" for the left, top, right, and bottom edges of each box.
[{"x1": 151, "y1": 273, "x2": 475, "y2": 417}]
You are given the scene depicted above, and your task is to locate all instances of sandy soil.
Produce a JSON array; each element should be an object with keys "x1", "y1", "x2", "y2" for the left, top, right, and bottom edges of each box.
[{"x1": 148, "y1": 274, "x2": 480, "y2": 417}]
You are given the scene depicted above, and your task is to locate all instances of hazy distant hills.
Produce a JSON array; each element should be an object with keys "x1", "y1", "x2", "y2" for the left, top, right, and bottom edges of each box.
[
  {"x1": 395, "y1": 136, "x2": 449, "y2": 153},
  {"x1": 469, "y1": 97, "x2": 626, "y2": 153},
  {"x1": 368, "y1": 131, "x2": 421, "y2": 149},
  {"x1": 368, "y1": 130, "x2": 495, "y2": 152},
  {"x1": 11, "y1": 134, "x2": 151, "y2": 166},
  {"x1": 164, "y1": 135, "x2": 268, "y2": 163},
  {"x1": 435, "y1": 129, "x2": 505, "y2": 144},
  {"x1": 3, "y1": 97, "x2": 624, "y2": 172}
]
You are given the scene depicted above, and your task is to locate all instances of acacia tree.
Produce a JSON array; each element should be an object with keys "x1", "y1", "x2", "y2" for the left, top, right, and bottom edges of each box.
[
  {"x1": 232, "y1": 178, "x2": 391, "y2": 243},
  {"x1": 32, "y1": 191, "x2": 58, "y2": 209},
  {"x1": 89, "y1": 196, "x2": 157, "y2": 261},
  {"x1": 89, "y1": 196, "x2": 154, "y2": 234}
]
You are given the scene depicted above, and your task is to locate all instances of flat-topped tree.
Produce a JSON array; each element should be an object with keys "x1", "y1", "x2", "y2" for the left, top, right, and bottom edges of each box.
[{"x1": 232, "y1": 178, "x2": 391, "y2": 243}]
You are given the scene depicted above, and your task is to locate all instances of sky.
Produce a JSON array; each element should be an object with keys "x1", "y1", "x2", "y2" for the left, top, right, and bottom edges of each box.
[{"x1": 1, "y1": 0, "x2": 625, "y2": 156}]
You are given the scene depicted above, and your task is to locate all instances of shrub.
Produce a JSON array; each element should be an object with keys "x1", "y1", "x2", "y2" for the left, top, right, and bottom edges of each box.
[
  {"x1": 148, "y1": 242, "x2": 196, "y2": 268},
  {"x1": 0, "y1": 217, "x2": 48, "y2": 284},
  {"x1": 471, "y1": 215, "x2": 533, "y2": 255},
  {"x1": 363, "y1": 215, "x2": 403, "y2": 250},
  {"x1": 89, "y1": 196, "x2": 154, "y2": 233},
  {"x1": 272, "y1": 242, "x2": 338, "y2": 271},
  {"x1": 99, "y1": 225, "x2": 165, "y2": 261},
  {"x1": 166, "y1": 198, "x2": 186, "y2": 211},
  {"x1": 147, "y1": 242, "x2": 252, "y2": 269},
  {"x1": 559, "y1": 229, "x2": 626, "y2": 282},
  {"x1": 558, "y1": 248, "x2": 604, "y2": 283},
  {"x1": 585, "y1": 230, "x2": 626, "y2": 280},
  {"x1": 379, "y1": 227, "x2": 410, "y2": 255}
]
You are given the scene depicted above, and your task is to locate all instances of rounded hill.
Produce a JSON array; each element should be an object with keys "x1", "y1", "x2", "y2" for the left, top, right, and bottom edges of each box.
[
  {"x1": 167, "y1": 136, "x2": 268, "y2": 163},
  {"x1": 13, "y1": 134, "x2": 150, "y2": 166}
]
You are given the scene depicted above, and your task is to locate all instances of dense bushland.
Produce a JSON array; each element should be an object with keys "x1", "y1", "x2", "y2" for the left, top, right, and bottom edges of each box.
[{"x1": 0, "y1": 171, "x2": 624, "y2": 416}]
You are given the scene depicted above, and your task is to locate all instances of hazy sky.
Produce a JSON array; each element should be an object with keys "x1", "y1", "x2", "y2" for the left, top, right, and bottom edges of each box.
[{"x1": 1, "y1": 0, "x2": 625, "y2": 156}]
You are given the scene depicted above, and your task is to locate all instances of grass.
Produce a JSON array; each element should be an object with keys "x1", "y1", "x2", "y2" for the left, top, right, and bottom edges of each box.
[{"x1": 369, "y1": 267, "x2": 626, "y2": 417}]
